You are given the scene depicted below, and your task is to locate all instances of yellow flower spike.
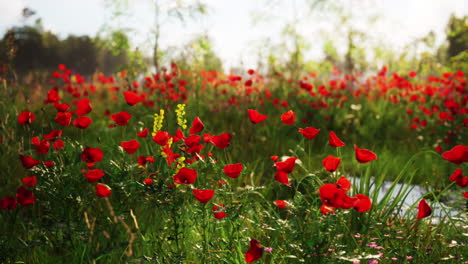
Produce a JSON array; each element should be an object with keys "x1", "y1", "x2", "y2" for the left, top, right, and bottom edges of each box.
[
  {"x1": 152, "y1": 109, "x2": 165, "y2": 136},
  {"x1": 175, "y1": 104, "x2": 187, "y2": 130}
]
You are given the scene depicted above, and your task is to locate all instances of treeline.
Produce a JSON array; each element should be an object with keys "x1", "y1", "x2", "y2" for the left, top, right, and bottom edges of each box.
[{"x1": 0, "y1": 25, "x2": 130, "y2": 77}]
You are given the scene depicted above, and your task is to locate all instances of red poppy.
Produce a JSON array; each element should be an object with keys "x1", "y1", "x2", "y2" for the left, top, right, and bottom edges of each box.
[
  {"x1": 320, "y1": 204, "x2": 335, "y2": 215},
  {"x1": 83, "y1": 169, "x2": 104, "y2": 182},
  {"x1": 138, "y1": 155, "x2": 154, "y2": 166},
  {"x1": 245, "y1": 239, "x2": 263, "y2": 263},
  {"x1": 143, "y1": 178, "x2": 153, "y2": 185},
  {"x1": 0, "y1": 196, "x2": 17, "y2": 211},
  {"x1": 464, "y1": 192, "x2": 468, "y2": 199},
  {"x1": 275, "y1": 200, "x2": 287, "y2": 209},
  {"x1": 54, "y1": 102, "x2": 70, "y2": 112},
  {"x1": 417, "y1": 199, "x2": 431, "y2": 219},
  {"x1": 55, "y1": 112, "x2": 72, "y2": 126},
  {"x1": 354, "y1": 145, "x2": 377, "y2": 163},
  {"x1": 298, "y1": 127, "x2": 320, "y2": 139},
  {"x1": 336, "y1": 177, "x2": 351, "y2": 191},
  {"x1": 153, "y1": 131, "x2": 170, "y2": 146},
  {"x1": 18, "y1": 111, "x2": 35, "y2": 125},
  {"x1": 137, "y1": 128, "x2": 149, "y2": 138},
  {"x1": 16, "y1": 186, "x2": 35, "y2": 206},
  {"x1": 22, "y1": 176, "x2": 37, "y2": 187},
  {"x1": 441, "y1": 145, "x2": 468, "y2": 165},
  {"x1": 19, "y1": 155, "x2": 41, "y2": 169},
  {"x1": 184, "y1": 135, "x2": 201, "y2": 148},
  {"x1": 192, "y1": 189, "x2": 215, "y2": 203},
  {"x1": 111, "y1": 111, "x2": 132, "y2": 126},
  {"x1": 123, "y1": 91, "x2": 145, "y2": 106},
  {"x1": 211, "y1": 132, "x2": 231, "y2": 148},
  {"x1": 270, "y1": 155, "x2": 278, "y2": 162},
  {"x1": 274, "y1": 157, "x2": 297, "y2": 173},
  {"x1": 43, "y1": 160, "x2": 54, "y2": 167},
  {"x1": 319, "y1": 183, "x2": 345, "y2": 207},
  {"x1": 75, "y1": 98, "x2": 92, "y2": 116},
  {"x1": 31, "y1": 136, "x2": 50, "y2": 155},
  {"x1": 322, "y1": 155, "x2": 341, "y2": 172},
  {"x1": 81, "y1": 147, "x2": 104, "y2": 164},
  {"x1": 329, "y1": 131, "x2": 345, "y2": 147},
  {"x1": 73, "y1": 116, "x2": 92, "y2": 129},
  {"x1": 223, "y1": 163, "x2": 243, "y2": 178},
  {"x1": 46, "y1": 89, "x2": 60, "y2": 103},
  {"x1": 96, "y1": 184, "x2": 112, "y2": 198},
  {"x1": 189, "y1": 117, "x2": 204, "y2": 134},
  {"x1": 275, "y1": 170, "x2": 291, "y2": 186},
  {"x1": 353, "y1": 194, "x2": 372, "y2": 212},
  {"x1": 121, "y1": 139, "x2": 140, "y2": 154},
  {"x1": 43, "y1": 130, "x2": 62, "y2": 141},
  {"x1": 280, "y1": 110, "x2": 295, "y2": 125},
  {"x1": 53, "y1": 140, "x2": 65, "y2": 151},
  {"x1": 173, "y1": 167, "x2": 197, "y2": 185},
  {"x1": 248, "y1": 109, "x2": 268, "y2": 124},
  {"x1": 213, "y1": 204, "x2": 227, "y2": 219}
]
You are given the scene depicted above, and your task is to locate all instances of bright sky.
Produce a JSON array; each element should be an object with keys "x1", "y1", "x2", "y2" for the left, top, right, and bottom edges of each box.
[{"x1": 0, "y1": 0, "x2": 466, "y2": 70}]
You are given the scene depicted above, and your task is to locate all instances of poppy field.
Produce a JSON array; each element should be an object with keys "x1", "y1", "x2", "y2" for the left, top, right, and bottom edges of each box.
[{"x1": 0, "y1": 64, "x2": 467, "y2": 263}]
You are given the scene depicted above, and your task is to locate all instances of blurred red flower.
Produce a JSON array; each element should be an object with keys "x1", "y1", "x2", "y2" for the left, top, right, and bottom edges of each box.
[
  {"x1": 211, "y1": 132, "x2": 231, "y2": 148},
  {"x1": 245, "y1": 239, "x2": 263, "y2": 263},
  {"x1": 417, "y1": 199, "x2": 431, "y2": 219},
  {"x1": 96, "y1": 184, "x2": 112, "y2": 198},
  {"x1": 19, "y1": 155, "x2": 41, "y2": 169},
  {"x1": 248, "y1": 109, "x2": 268, "y2": 124},
  {"x1": 18, "y1": 111, "x2": 35, "y2": 125},
  {"x1": 329, "y1": 131, "x2": 345, "y2": 147},
  {"x1": 84, "y1": 169, "x2": 104, "y2": 182},
  {"x1": 322, "y1": 155, "x2": 341, "y2": 172},
  {"x1": 121, "y1": 139, "x2": 140, "y2": 154},
  {"x1": 354, "y1": 145, "x2": 377, "y2": 163},
  {"x1": 298, "y1": 127, "x2": 320, "y2": 139},
  {"x1": 192, "y1": 189, "x2": 215, "y2": 203},
  {"x1": 0, "y1": 196, "x2": 17, "y2": 211},
  {"x1": 280, "y1": 110, "x2": 295, "y2": 125},
  {"x1": 16, "y1": 186, "x2": 35, "y2": 206},
  {"x1": 441, "y1": 145, "x2": 468, "y2": 165},
  {"x1": 73, "y1": 116, "x2": 92, "y2": 129},
  {"x1": 223, "y1": 163, "x2": 243, "y2": 178},
  {"x1": 189, "y1": 117, "x2": 205, "y2": 134},
  {"x1": 111, "y1": 111, "x2": 132, "y2": 126},
  {"x1": 173, "y1": 167, "x2": 197, "y2": 185},
  {"x1": 22, "y1": 176, "x2": 37, "y2": 187}
]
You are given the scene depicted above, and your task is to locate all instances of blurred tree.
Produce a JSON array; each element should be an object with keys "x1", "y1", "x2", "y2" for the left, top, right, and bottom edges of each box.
[
  {"x1": 173, "y1": 34, "x2": 223, "y2": 72},
  {"x1": 60, "y1": 36, "x2": 98, "y2": 75},
  {"x1": 446, "y1": 15, "x2": 468, "y2": 59}
]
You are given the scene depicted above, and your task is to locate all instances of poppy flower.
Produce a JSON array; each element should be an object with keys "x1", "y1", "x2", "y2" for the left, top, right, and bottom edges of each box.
[
  {"x1": 31, "y1": 136, "x2": 50, "y2": 155},
  {"x1": 223, "y1": 163, "x2": 243, "y2": 178},
  {"x1": 83, "y1": 169, "x2": 104, "y2": 182},
  {"x1": 153, "y1": 131, "x2": 170, "y2": 146},
  {"x1": 173, "y1": 167, "x2": 197, "y2": 185},
  {"x1": 54, "y1": 112, "x2": 72, "y2": 126},
  {"x1": 270, "y1": 155, "x2": 278, "y2": 162},
  {"x1": 274, "y1": 157, "x2": 297, "y2": 173},
  {"x1": 275, "y1": 200, "x2": 287, "y2": 209},
  {"x1": 184, "y1": 135, "x2": 201, "y2": 148},
  {"x1": 441, "y1": 145, "x2": 468, "y2": 165},
  {"x1": 22, "y1": 176, "x2": 37, "y2": 187},
  {"x1": 298, "y1": 127, "x2": 320, "y2": 139},
  {"x1": 138, "y1": 155, "x2": 154, "y2": 166},
  {"x1": 353, "y1": 194, "x2": 372, "y2": 212},
  {"x1": 43, "y1": 160, "x2": 54, "y2": 167},
  {"x1": 75, "y1": 98, "x2": 92, "y2": 116},
  {"x1": 73, "y1": 116, "x2": 92, "y2": 129},
  {"x1": 0, "y1": 196, "x2": 17, "y2": 211},
  {"x1": 137, "y1": 128, "x2": 149, "y2": 138},
  {"x1": 319, "y1": 183, "x2": 344, "y2": 207},
  {"x1": 329, "y1": 131, "x2": 345, "y2": 147},
  {"x1": 123, "y1": 91, "x2": 145, "y2": 106},
  {"x1": 248, "y1": 109, "x2": 268, "y2": 124},
  {"x1": 322, "y1": 155, "x2": 341, "y2": 172},
  {"x1": 189, "y1": 117, "x2": 204, "y2": 134},
  {"x1": 143, "y1": 178, "x2": 153, "y2": 185},
  {"x1": 96, "y1": 184, "x2": 112, "y2": 198},
  {"x1": 81, "y1": 147, "x2": 103, "y2": 164},
  {"x1": 280, "y1": 110, "x2": 295, "y2": 125},
  {"x1": 245, "y1": 239, "x2": 263, "y2": 263},
  {"x1": 336, "y1": 177, "x2": 351, "y2": 191},
  {"x1": 19, "y1": 155, "x2": 41, "y2": 169},
  {"x1": 46, "y1": 89, "x2": 60, "y2": 103},
  {"x1": 43, "y1": 130, "x2": 62, "y2": 141},
  {"x1": 464, "y1": 192, "x2": 468, "y2": 199},
  {"x1": 54, "y1": 102, "x2": 70, "y2": 112},
  {"x1": 211, "y1": 133, "x2": 231, "y2": 148},
  {"x1": 18, "y1": 111, "x2": 35, "y2": 125},
  {"x1": 121, "y1": 139, "x2": 140, "y2": 154},
  {"x1": 320, "y1": 204, "x2": 335, "y2": 215},
  {"x1": 53, "y1": 140, "x2": 65, "y2": 151},
  {"x1": 16, "y1": 186, "x2": 35, "y2": 206},
  {"x1": 417, "y1": 199, "x2": 431, "y2": 219},
  {"x1": 111, "y1": 111, "x2": 132, "y2": 126},
  {"x1": 274, "y1": 170, "x2": 291, "y2": 186},
  {"x1": 213, "y1": 204, "x2": 227, "y2": 219},
  {"x1": 354, "y1": 145, "x2": 377, "y2": 163},
  {"x1": 192, "y1": 189, "x2": 215, "y2": 203}
]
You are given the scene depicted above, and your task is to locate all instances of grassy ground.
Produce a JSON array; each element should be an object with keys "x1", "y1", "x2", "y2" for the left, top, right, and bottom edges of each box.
[{"x1": 0, "y1": 66, "x2": 466, "y2": 263}]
